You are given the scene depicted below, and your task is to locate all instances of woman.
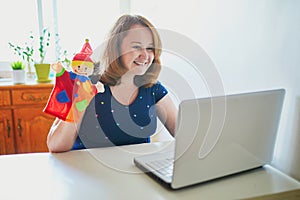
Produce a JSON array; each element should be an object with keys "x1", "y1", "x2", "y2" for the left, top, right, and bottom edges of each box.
[{"x1": 47, "y1": 14, "x2": 177, "y2": 152}]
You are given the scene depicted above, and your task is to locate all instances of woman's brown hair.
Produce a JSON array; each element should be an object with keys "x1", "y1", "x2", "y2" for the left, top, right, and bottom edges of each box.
[{"x1": 100, "y1": 14, "x2": 162, "y2": 87}]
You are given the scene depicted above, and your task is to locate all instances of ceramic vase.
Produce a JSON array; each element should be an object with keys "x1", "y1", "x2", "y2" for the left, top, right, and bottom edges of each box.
[
  {"x1": 12, "y1": 70, "x2": 26, "y2": 84},
  {"x1": 34, "y1": 63, "x2": 51, "y2": 83}
]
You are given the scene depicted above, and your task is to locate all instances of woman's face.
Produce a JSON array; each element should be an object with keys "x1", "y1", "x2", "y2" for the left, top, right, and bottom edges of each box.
[{"x1": 120, "y1": 24, "x2": 154, "y2": 75}]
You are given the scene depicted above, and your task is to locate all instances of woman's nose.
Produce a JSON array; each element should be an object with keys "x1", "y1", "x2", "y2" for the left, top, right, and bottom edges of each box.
[{"x1": 139, "y1": 48, "x2": 148, "y2": 59}]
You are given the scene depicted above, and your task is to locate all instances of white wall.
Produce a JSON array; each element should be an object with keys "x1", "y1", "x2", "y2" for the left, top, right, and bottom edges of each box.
[
  {"x1": 131, "y1": 0, "x2": 300, "y2": 180},
  {"x1": 196, "y1": 0, "x2": 300, "y2": 181}
]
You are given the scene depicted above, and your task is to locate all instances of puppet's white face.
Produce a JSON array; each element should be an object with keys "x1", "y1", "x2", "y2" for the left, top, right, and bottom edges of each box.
[{"x1": 72, "y1": 64, "x2": 94, "y2": 76}]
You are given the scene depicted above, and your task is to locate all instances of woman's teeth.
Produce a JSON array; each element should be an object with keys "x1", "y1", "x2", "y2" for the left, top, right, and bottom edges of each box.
[{"x1": 134, "y1": 61, "x2": 146, "y2": 66}]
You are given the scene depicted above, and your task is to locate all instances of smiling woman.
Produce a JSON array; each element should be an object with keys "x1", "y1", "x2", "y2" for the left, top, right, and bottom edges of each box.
[{"x1": 46, "y1": 14, "x2": 177, "y2": 152}]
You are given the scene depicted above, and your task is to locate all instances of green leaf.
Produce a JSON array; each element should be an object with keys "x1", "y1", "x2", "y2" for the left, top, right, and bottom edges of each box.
[{"x1": 11, "y1": 61, "x2": 25, "y2": 70}]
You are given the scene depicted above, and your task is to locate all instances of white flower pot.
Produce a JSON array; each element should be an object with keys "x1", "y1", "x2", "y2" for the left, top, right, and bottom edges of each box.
[{"x1": 12, "y1": 70, "x2": 26, "y2": 84}]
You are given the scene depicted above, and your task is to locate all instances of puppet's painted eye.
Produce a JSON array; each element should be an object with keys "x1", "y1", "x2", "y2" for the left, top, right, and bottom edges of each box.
[{"x1": 77, "y1": 66, "x2": 80, "y2": 69}]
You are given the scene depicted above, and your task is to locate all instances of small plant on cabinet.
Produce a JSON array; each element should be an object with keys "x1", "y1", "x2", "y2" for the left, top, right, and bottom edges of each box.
[
  {"x1": 8, "y1": 28, "x2": 51, "y2": 82},
  {"x1": 10, "y1": 61, "x2": 26, "y2": 84},
  {"x1": 11, "y1": 61, "x2": 25, "y2": 70},
  {"x1": 8, "y1": 33, "x2": 34, "y2": 71}
]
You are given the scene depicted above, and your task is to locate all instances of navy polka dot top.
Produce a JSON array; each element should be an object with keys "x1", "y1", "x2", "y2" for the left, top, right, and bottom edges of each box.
[{"x1": 73, "y1": 82, "x2": 168, "y2": 150}]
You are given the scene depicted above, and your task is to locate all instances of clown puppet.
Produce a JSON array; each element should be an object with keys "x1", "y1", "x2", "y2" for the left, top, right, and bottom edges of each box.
[{"x1": 44, "y1": 39, "x2": 97, "y2": 122}]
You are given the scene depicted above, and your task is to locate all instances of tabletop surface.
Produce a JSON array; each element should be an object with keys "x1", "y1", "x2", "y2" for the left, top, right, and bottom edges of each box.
[{"x1": 0, "y1": 141, "x2": 299, "y2": 200}]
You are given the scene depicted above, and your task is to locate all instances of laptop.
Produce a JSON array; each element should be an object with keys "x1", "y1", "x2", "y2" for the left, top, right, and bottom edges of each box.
[{"x1": 134, "y1": 88, "x2": 285, "y2": 189}]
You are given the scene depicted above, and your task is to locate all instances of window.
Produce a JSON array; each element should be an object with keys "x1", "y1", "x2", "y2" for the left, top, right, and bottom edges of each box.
[
  {"x1": 1, "y1": 0, "x2": 121, "y2": 64},
  {"x1": 54, "y1": 0, "x2": 120, "y2": 61},
  {"x1": 1, "y1": 0, "x2": 39, "y2": 62}
]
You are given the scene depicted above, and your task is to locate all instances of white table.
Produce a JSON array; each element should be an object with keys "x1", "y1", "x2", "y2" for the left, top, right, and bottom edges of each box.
[{"x1": 0, "y1": 141, "x2": 299, "y2": 200}]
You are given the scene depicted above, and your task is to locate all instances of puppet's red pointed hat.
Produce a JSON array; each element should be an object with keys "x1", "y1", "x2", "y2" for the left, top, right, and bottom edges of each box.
[{"x1": 71, "y1": 39, "x2": 93, "y2": 68}]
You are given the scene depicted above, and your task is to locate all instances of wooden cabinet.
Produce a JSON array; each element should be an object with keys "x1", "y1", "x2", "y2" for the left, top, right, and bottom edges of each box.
[
  {"x1": 0, "y1": 109, "x2": 15, "y2": 154},
  {"x1": 0, "y1": 83, "x2": 55, "y2": 154}
]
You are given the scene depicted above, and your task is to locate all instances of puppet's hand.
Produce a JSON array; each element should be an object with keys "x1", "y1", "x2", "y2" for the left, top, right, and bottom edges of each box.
[
  {"x1": 51, "y1": 62, "x2": 64, "y2": 73},
  {"x1": 95, "y1": 82, "x2": 104, "y2": 93}
]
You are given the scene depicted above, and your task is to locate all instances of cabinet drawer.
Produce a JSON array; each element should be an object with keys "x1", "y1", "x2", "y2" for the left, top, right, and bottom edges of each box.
[
  {"x1": 0, "y1": 90, "x2": 11, "y2": 106},
  {"x1": 12, "y1": 88, "x2": 52, "y2": 105}
]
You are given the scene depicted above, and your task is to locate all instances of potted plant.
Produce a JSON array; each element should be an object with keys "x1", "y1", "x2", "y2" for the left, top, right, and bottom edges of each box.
[
  {"x1": 11, "y1": 61, "x2": 26, "y2": 84},
  {"x1": 34, "y1": 28, "x2": 51, "y2": 82},
  {"x1": 8, "y1": 34, "x2": 34, "y2": 80},
  {"x1": 8, "y1": 28, "x2": 51, "y2": 83}
]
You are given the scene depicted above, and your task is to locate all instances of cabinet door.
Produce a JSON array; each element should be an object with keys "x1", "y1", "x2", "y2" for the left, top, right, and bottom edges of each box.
[
  {"x1": 0, "y1": 109, "x2": 16, "y2": 154},
  {"x1": 13, "y1": 107, "x2": 55, "y2": 153}
]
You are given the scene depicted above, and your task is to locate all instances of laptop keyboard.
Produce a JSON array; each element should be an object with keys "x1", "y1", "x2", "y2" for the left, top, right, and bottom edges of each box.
[{"x1": 146, "y1": 158, "x2": 174, "y2": 178}]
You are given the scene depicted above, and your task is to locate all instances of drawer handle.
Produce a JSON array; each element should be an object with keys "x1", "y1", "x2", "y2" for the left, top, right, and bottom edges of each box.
[
  {"x1": 6, "y1": 119, "x2": 11, "y2": 138},
  {"x1": 17, "y1": 119, "x2": 22, "y2": 137},
  {"x1": 28, "y1": 94, "x2": 46, "y2": 102}
]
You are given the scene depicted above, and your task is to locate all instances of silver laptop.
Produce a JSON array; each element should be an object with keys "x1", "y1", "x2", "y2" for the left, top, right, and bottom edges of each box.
[{"x1": 134, "y1": 89, "x2": 285, "y2": 189}]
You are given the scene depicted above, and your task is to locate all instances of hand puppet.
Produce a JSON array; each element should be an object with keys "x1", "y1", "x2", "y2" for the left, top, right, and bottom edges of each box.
[{"x1": 44, "y1": 39, "x2": 97, "y2": 122}]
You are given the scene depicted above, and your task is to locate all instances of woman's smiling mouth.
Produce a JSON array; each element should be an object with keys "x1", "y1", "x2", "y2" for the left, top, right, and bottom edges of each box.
[{"x1": 134, "y1": 61, "x2": 147, "y2": 66}]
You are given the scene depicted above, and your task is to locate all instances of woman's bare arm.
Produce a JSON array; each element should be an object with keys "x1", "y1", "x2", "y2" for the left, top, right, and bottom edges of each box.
[
  {"x1": 156, "y1": 94, "x2": 178, "y2": 137},
  {"x1": 47, "y1": 118, "x2": 78, "y2": 153}
]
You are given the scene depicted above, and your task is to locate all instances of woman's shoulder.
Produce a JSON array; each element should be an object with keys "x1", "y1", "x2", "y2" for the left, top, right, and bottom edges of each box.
[
  {"x1": 143, "y1": 81, "x2": 168, "y2": 102},
  {"x1": 149, "y1": 81, "x2": 167, "y2": 92},
  {"x1": 143, "y1": 81, "x2": 163, "y2": 89}
]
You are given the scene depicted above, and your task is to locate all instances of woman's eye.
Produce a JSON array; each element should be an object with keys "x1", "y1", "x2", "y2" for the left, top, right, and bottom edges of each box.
[
  {"x1": 132, "y1": 45, "x2": 141, "y2": 49},
  {"x1": 131, "y1": 46, "x2": 154, "y2": 51},
  {"x1": 146, "y1": 47, "x2": 154, "y2": 51}
]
